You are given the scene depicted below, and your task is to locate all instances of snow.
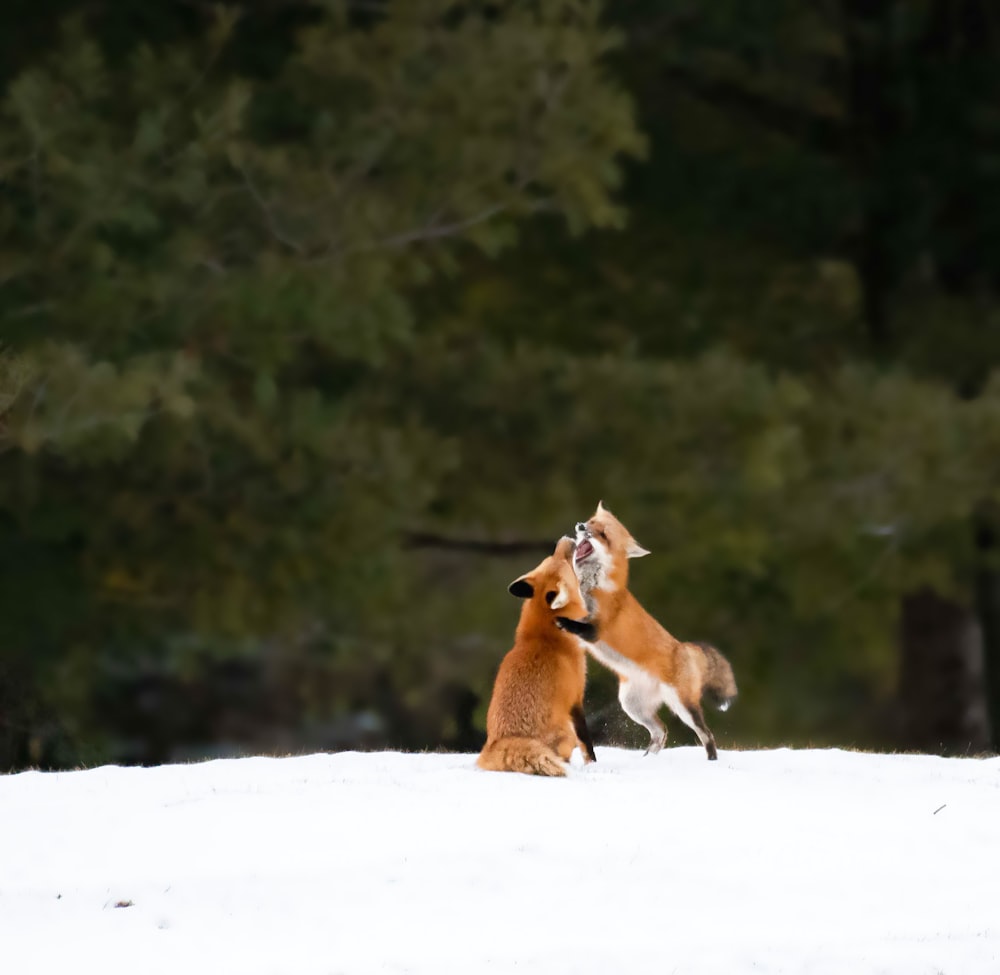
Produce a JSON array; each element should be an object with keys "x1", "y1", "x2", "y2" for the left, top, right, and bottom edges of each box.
[{"x1": 2, "y1": 746, "x2": 998, "y2": 974}]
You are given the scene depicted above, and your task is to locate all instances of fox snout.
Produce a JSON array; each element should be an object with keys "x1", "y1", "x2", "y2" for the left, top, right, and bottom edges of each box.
[{"x1": 573, "y1": 531, "x2": 595, "y2": 564}]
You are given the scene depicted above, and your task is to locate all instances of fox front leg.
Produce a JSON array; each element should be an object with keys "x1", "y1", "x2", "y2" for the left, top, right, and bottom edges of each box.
[
  {"x1": 555, "y1": 617, "x2": 598, "y2": 643},
  {"x1": 570, "y1": 703, "x2": 597, "y2": 763}
]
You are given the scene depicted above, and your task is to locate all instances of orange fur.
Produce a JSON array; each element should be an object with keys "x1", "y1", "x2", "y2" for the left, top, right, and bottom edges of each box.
[
  {"x1": 573, "y1": 502, "x2": 737, "y2": 760},
  {"x1": 477, "y1": 538, "x2": 597, "y2": 777}
]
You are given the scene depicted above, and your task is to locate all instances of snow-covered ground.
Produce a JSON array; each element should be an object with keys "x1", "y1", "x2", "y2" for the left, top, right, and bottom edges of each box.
[{"x1": 2, "y1": 746, "x2": 998, "y2": 975}]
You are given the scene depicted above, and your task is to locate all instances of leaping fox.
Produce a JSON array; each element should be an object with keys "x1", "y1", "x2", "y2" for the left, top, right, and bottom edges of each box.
[{"x1": 573, "y1": 502, "x2": 736, "y2": 760}]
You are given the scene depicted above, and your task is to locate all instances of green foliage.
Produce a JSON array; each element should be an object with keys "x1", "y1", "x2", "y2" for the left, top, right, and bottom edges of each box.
[
  {"x1": 0, "y1": 1, "x2": 643, "y2": 766},
  {"x1": 399, "y1": 0, "x2": 1000, "y2": 750},
  {"x1": 3, "y1": 0, "x2": 999, "y2": 765},
  {"x1": 395, "y1": 338, "x2": 1000, "y2": 743}
]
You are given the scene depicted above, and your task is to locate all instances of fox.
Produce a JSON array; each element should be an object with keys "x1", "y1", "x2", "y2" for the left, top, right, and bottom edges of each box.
[
  {"x1": 477, "y1": 537, "x2": 599, "y2": 777},
  {"x1": 572, "y1": 502, "x2": 737, "y2": 761}
]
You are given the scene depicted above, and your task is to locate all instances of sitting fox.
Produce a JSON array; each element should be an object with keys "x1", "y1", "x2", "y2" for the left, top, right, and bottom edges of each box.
[
  {"x1": 477, "y1": 537, "x2": 598, "y2": 777},
  {"x1": 573, "y1": 502, "x2": 737, "y2": 760}
]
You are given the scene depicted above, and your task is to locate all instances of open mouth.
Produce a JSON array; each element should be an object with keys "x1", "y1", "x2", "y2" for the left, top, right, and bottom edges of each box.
[{"x1": 574, "y1": 538, "x2": 594, "y2": 563}]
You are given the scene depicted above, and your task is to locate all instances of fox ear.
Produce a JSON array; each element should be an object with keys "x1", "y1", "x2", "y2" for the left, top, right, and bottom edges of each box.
[
  {"x1": 508, "y1": 575, "x2": 534, "y2": 599},
  {"x1": 627, "y1": 539, "x2": 650, "y2": 559},
  {"x1": 553, "y1": 536, "x2": 575, "y2": 560},
  {"x1": 549, "y1": 583, "x2": 570, "y2": 610}
]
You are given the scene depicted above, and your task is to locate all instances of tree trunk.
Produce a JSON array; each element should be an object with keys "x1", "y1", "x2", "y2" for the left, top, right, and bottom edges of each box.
[
  {"x1": 841, "y1": 5, "x2": 996, "y2": 756},
  {"x1": 898, "y1": 588, "x2": 992, "y2": 754},
  {"x1": 974, "y1": 519, "x2": 1000, "y2": 750}
]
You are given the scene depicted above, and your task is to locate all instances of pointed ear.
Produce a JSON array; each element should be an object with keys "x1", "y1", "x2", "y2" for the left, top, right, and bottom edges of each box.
[
  {"x1": 626, "y1": 539, "x2": 651, "y2": 559},
  {"x1": 553, "y1": 536, "x2": 575, "y2": 561},
  {"x1": 508, "y1": 575, "x2": 535, "y2": 599},
  {"x1": 549, "y1": 583, "x2": 570, "y2": 610},
  {"x1": 597, "y1": 500, "x2": 608, "y2": 514}
]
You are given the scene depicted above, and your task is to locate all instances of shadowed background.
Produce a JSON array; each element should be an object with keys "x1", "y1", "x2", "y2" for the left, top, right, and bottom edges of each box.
[{"x1": 2, "y1": 0, "x2": 999, "y2": 769}]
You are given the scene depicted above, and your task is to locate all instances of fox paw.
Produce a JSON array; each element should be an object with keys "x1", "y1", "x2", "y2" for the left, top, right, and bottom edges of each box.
[{"x1": 555, "y1": 617, "x2": 597, "y2": 642}]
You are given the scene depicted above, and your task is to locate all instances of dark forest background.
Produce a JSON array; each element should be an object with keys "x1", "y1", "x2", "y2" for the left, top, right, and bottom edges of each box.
[{"x1": 3, "y1": 0, "x2": 1000, "y2": 770}]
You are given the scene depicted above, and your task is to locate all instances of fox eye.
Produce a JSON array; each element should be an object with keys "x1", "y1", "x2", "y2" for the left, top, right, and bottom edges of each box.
[{"x1": 544, "y1": 591, "x2": 558, "y2": 606}]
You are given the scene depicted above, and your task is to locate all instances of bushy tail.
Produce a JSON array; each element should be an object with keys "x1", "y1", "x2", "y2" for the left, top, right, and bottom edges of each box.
[
  {"x1": 477, "y1": 737, "x2": 567, "y2": 777},
  {"x1": 692, "y1": 642, "x2": 738, "y2": 711}
]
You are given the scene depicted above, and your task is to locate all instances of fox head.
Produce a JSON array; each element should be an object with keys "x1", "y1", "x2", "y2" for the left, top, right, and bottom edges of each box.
[
  {"x1": 508, "y1": 536, "x2": 592, "y2": 631},
  {"x1": 572, "y1": 501, "x2": 649, "y2": 590}
]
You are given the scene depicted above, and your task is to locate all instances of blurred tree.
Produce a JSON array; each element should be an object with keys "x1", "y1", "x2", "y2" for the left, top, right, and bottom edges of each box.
[
  {"x1": 0, "y1": 0, "x2": 642, "y2": 767},
  {"x1": 630, "y1": 0, "x2": 1000, "y2": 752},
  {"x1": 4, "y1": 0, "x2": 1000, "y2": 766},
  {"x1": 415, "y1": 0, "x2": 1000, "y2": 753}
]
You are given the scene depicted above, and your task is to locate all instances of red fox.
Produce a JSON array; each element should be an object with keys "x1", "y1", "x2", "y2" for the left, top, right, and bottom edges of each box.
[
  {"x1": 477, "y1": 537, "x2": 598, "y2": 777},
  {"x1": 573, "y1": 502, "x2": 736, "y2": 760}
]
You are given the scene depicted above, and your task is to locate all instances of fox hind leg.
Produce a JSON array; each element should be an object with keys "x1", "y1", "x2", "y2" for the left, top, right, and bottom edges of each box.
[
  {"x1": 684, "y1": 703, "x2": 718, "y2": 760},
  {"x1": 553, "y1": 728, "x2": 577, "y2": 763},
  {"x1": 618, "y1": 678, "x2": 667, "y2": 754},
  {"x1": 661, "y1": 685, "x2": 718, "y2": 761}
]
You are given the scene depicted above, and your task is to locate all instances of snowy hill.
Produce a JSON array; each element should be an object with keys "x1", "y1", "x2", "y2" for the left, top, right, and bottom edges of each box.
[{"x1": 2, "y1": 747, "x2": 998, "y2": 975}]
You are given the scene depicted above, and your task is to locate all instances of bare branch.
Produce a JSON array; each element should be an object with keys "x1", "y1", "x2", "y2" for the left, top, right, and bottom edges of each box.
[
  {"x1": 404, "y1": 531, "x2": 554, "y2": 556},
  {"x1": 374, "y1": 201, "x2": 512, "y2": 250},
  {"x1": 237, "y1": 161, "x2": 307, "y2": 255}
]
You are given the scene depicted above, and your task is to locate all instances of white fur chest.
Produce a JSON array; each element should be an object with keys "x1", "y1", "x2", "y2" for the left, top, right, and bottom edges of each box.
[{"x1": 586, "y1": 639, "x2": 649, "y2": 684}]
